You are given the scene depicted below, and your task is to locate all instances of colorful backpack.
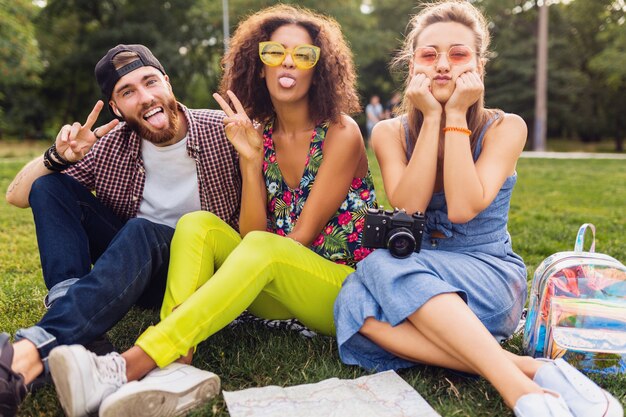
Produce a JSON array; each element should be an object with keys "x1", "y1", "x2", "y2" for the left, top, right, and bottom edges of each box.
[{"x1": 523, "y1": 223, "x2": 626, "y2": 374}]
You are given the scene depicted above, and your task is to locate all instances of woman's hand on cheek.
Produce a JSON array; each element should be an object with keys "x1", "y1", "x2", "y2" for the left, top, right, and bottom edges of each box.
[
  {"x1": 406, "y1": 70, "x2": 442, "y2": 118},
  {"x1": 444, "y1": 71, "x2": 483, "y2": 115}
]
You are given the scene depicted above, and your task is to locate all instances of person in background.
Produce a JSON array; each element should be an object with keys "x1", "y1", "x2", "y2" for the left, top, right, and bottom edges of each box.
[
  {"x1": 385, "y1": 91, "x2": 403, "y2": 118},
  {"x1": 365, "y1": 94, "x2": 384, "y2": 143},
  {"x1": 333, "y1": 2, "x2": 622, "y2": 417},
  {"x1": 47, "y1": 5, "x2": 377, "y2": 417},
  {"x1": 1, "y1": 44, "x2": 241, "y2": 417}
]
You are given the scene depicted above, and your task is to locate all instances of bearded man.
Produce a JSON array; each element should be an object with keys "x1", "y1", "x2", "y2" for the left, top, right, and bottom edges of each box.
[{"x1": 1, "y1": 44, "x2": 241, "y2": 416}]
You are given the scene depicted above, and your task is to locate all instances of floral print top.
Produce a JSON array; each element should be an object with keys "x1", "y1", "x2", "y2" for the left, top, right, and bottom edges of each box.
[{"x1": 263, "y1": 120, "x2": 377, "y2": 267}]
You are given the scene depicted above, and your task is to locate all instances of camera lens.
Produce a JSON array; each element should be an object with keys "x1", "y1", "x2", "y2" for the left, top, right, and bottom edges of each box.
[{"x1": 387, "y1": 228, "x2": 416, "y2": 258}]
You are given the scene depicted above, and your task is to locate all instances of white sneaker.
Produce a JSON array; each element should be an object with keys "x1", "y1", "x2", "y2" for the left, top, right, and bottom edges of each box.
[
  {"x1": 534, "y1": 358, "x2": 624, "y2": 417},
  {"x1": 514, "y1": 390, "x2": 574, "y2": 417},
  {"x1": 99, "y1": 363, "x2": 220, "y2": 417},
  {"x1": 49, "y1": 345, "x2": 127, "y2": 417}
]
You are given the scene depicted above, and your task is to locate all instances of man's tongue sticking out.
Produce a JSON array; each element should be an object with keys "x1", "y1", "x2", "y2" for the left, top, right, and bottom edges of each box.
[{"x1": 145, "y1": 108, "x2": 168, "y2": 129}]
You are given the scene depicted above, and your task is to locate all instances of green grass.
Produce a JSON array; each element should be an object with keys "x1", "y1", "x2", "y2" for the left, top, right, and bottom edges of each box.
[
  {"x1": 542, "y1": 138, "x2": 623, "y2": 153},
  {"x1": 1, "y1": 151, "x2": 625, "y2": 416},
  {"x1": 0, "y1": 140, "x2": 49, "y2": 160}
]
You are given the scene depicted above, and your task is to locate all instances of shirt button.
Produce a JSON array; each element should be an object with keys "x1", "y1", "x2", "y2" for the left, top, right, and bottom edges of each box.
[{"x1": 132, "y1": 196, "x2": 138, "y2": 201}]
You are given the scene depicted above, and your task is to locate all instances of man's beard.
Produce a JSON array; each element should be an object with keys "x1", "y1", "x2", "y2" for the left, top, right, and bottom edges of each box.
[{"x1": 124, "y1": 95, "x2": 180, "y2": 145}]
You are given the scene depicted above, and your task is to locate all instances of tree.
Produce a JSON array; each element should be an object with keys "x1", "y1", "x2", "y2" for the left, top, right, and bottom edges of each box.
[
  {"x1": 480, "y1": 0, "x2": 537, "y2": 130},
  {"x1": 538, "y1": 0, "x2": 625, "y2": 148},
  {"x1": 3, "y1": 0, "x2": 623, "y2": 146},
  {"x1": 587, "y1": 1, "x2": 626, "y2": 151},
  {"x1": 36, "y1": 0, "x2": 203, "y2": 129},
  {"x1": 0, "y1": 0, "x2": 43, "y2": 137},
  {"x1": 481, "y1": 0, "x2": 624, "y2": 149}
]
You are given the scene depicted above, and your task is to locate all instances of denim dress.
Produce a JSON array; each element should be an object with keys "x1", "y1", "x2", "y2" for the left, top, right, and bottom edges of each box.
[{"x1": 333, "y1": 114, "x2": 528, "y2": 371}]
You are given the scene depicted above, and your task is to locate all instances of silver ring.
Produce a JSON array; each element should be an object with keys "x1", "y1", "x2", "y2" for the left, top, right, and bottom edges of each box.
[{"x1": 93, "y1": 128, "x2": 102, "y2": 139}]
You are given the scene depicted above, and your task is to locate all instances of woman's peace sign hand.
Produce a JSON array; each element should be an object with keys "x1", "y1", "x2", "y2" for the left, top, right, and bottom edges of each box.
[{"x1": 213, "y1": 91, "x2": 264, "y2": 163}]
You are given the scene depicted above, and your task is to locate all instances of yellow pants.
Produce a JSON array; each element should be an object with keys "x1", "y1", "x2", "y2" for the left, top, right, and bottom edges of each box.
[{"x1": 136, "y1": 211, "x2": 354, "y2": 367}]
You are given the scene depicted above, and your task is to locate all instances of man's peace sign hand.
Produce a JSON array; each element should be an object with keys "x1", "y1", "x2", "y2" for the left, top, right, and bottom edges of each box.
[{"x1": 55, "y1": 100, "x2": 119, "y2": 162}]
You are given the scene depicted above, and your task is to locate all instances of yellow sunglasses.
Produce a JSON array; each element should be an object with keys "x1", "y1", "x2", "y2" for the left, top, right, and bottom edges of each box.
[{"x1": 259, "y1": 41, "x2": 321, "y2": 69}]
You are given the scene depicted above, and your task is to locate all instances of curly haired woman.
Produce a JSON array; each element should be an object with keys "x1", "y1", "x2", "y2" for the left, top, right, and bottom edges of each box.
[{"x1": 48, "y1": 5, "x2": 376, "y2": 417}]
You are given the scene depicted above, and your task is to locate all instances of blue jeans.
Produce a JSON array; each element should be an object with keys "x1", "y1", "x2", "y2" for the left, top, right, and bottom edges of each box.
[{"x1": 15, "y1": 174, "x2": 174, "y2": 367}]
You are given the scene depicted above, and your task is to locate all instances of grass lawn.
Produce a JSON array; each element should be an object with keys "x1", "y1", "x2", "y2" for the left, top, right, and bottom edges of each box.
[
  {"x1": 542, "y1": 138, "x2": 623, "y2": 153},
  {"x1": 0, "y1": 148, "x2": 624, "y2": 416}
]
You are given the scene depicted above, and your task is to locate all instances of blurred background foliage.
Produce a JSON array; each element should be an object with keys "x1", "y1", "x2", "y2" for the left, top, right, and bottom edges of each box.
[{"x1": 0, "y1": 0, "x2": 624, "y2": 150}]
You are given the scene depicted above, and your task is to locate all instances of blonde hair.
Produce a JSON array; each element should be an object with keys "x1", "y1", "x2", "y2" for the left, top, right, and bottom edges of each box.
[{"x1": 393, "y1": 1, "x2": 502, "y2": 152}]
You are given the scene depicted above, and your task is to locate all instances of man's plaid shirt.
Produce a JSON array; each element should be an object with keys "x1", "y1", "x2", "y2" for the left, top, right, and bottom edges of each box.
[{"x1": 64, "y1": 104, "x2": 241, "y2": 229}]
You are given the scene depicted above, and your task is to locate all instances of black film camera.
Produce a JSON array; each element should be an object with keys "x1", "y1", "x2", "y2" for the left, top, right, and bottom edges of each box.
[{"x1": 361, "y1": 207, "x2": 426, "y2": 258}]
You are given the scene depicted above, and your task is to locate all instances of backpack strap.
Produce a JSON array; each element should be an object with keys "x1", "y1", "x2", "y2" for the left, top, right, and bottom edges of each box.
[{"x1": 574, "y1": 223, "x2": 596, "y2": 253}]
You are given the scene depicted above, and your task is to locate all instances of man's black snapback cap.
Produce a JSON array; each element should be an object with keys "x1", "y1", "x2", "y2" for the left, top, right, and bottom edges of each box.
[{"x1": 95, "y1": 44, "x2": 166, "y2": 102}]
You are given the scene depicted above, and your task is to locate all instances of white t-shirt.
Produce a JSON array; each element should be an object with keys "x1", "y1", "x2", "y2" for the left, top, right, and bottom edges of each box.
[{"x1": 137, "y1": 137, "x2": 201, "y2": 228}]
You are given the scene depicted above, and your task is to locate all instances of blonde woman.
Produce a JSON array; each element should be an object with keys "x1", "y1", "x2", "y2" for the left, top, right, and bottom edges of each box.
[{"x1": 334, "y1": 2, "x2": 622, "y2": 417}]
